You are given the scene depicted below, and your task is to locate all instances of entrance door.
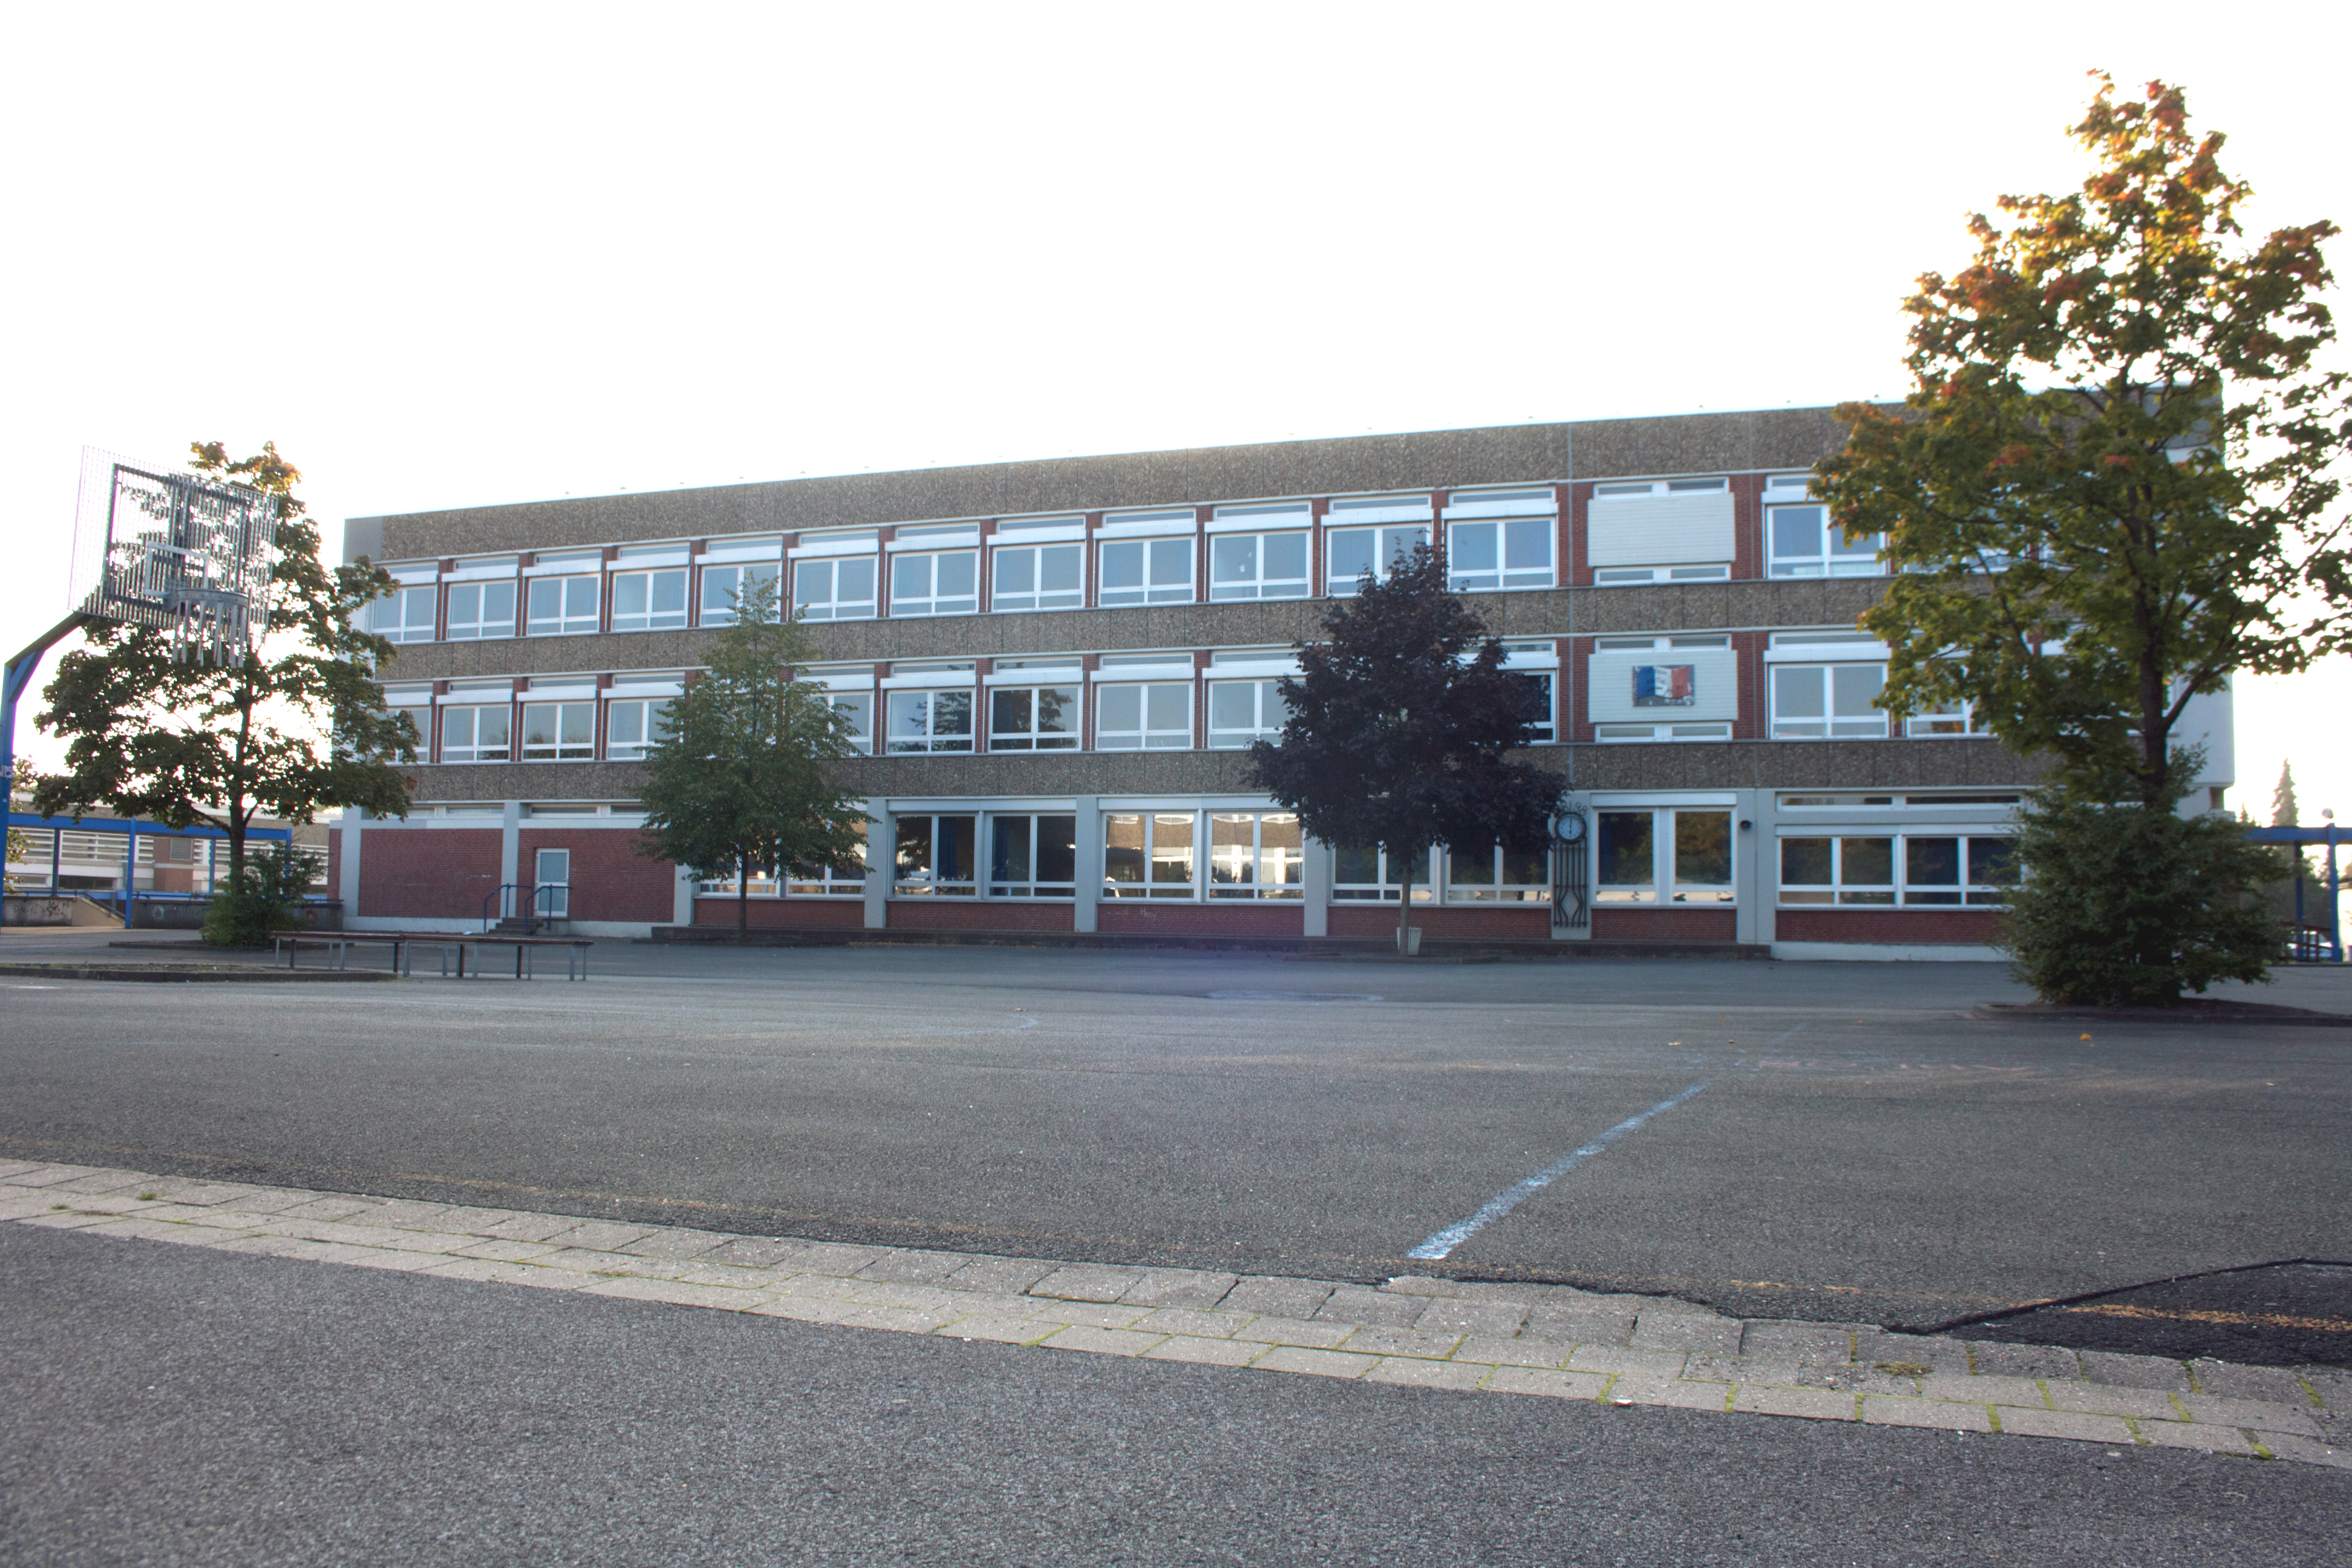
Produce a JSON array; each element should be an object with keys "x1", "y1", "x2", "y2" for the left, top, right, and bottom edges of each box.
[{"x1": 534, "y1": 848, "x2": 571, "y2": 920}]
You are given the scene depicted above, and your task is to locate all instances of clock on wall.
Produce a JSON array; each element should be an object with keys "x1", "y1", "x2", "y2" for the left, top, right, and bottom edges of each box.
[{"x1": 1550, "y1": 809, "x2": 1586, "y2": 843}]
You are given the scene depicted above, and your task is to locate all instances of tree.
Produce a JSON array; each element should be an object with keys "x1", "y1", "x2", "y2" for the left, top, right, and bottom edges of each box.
[
  {"x1": 634, "y1": 575, "x2": 867, "y2": 939},
  {"x1": 2271, "y1": 760, "x2": 2300, "y2": 828},
  {"x1": 1815, "y1": 75, "x2": 2351, "y2": 813},
  {"x1": 1246, "y1": 542, "x2": 1558, "y2": 948},
  {"x1": 32, "y1": 442, "x2": 417, "y2": 941}
]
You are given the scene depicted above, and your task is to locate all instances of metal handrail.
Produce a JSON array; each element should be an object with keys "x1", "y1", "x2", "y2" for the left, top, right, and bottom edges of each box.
[{"x1": 480, "y1": 882, "x2": 561, "y2": 935}]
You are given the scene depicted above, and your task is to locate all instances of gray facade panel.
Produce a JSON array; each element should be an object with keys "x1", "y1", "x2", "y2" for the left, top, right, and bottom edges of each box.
[{"x1": 1565, "y1": 408, "x2": 1855, "y2": 480}]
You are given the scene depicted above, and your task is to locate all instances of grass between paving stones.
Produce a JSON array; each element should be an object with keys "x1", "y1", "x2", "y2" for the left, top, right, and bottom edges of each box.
[{"x1": 2, "y1": 1157, "x2": 2344, "y2": 1471}]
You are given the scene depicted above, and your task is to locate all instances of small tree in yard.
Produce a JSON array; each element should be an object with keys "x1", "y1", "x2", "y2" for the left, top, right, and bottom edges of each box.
[
  {"x1": 1247, "y1": 542, "x2": 1558, "y2": 950},
  {"x1": 33, "y1": 443, "x2": 417, "y2": 944},
  {"x1": 1814, "y1": 76, "x2": 2339, "y2": 1004},
  {"x1": 635, "y1": 576, "x2": 867, "y2": 940}
]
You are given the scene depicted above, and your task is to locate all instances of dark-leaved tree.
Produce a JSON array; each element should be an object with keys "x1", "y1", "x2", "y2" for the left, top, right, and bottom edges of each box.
[{"x1": 1247, "y1": 542, "x2": 1558, "y2": 950}]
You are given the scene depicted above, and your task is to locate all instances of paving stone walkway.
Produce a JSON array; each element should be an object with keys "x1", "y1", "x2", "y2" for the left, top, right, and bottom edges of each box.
[{"x1": 6, "y1": 1158, "x2": 2344, "y2": 1469}]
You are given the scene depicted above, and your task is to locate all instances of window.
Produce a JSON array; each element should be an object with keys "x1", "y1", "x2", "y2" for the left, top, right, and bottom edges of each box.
[
  {"x1": 1779, "y1": 834, "x2": 2017, "y2": 906},
  {"x1": 604, "y1": 697, "x2": 671, "y2": 761},
  {"x1": 1099, "y1": 537, "x2": 1193, "y2": 606},
  {"x1": 988, "y1": 685, "x2": 1080, "y2": 750},
  {"x1": 1447, "y1": 517, "x2": 1553, "y2": 592},
  {"x1": 786, "y1": 821, "x2": 868, "y2": 896},
  {"x1": 894, "y1": 814, "x2": 976, "y2": 895},
  {"x1": 526, "y1": 575, "x2": 599, "y2": 636},
  {"x1": 1331, "y1": 843, "x2": 1433, "y2": 901},
  {"x1": 371, "y1": 585, "x2": 436, "y2": 644},
  {"x1": 1325, "y1": 524, "x2": 1428, "y2": 596},
  {"x1": 1103, "y1": 812, "x2": 1197, "y2": 898},
  {"x1": 610, "y1": 569, "x2": 687, "y2": 632},
  {"x1": 445, "y1": 580, "x2": 515, "y2": 640},
  {"x1": 1587, "y1": 478, "x2": 1732, "y2": 582},
  {"x1": 1446, "y1": 844, "x2": 1551, "y2": 903},
  {"x1": 1596, "y1": 808, "x2": 1734, "y2": 903},
  {"x1": 988, "y1": 814, "x2": 1077, "y2": 897},
  {"x1": 1770, "y1": 662, "x2": 1889, "y2": 739},
  {"x1": 991, "y1": 543, "x2": 1083, "y2": 612},
  {"x1": 520, "y1": 701, "x2": 595, "y2": 760},
  {"x1": 1207, "y1": 812, "x2": 1303, "y2": 898},
  {"x1": 890, "y1": 550, "x2": 978, "y2": 617},
  {"x1": 1510, "y1": 671, "x2": 1556, "y2": 743},
  {"x1": 826, "y1": 691, "x2": 874, "y2": 754},
  {"x1": 1206, "y1": 680, "x2": 1289, "y2": 750},
  {"x1": 1905, "y1": 694, "x2": 1994, "y2": 738},
  {"x1": 1208, "y1": 531, "x2": 1310, "y2": 601},
  {"x1": 700, "y1": 563, "x2": 780, "y2": 625},
  {"x1": 792, "y1": 555, "x2": 877, "y2": 621},
  {"x1": 1768, "y1": 498, "x2": 1884, "y2": 578},
  {"x1": 1096, "y1": 682, "x2": 1192, "y2": 749},
  {"x1": 885, "y1": 688, "x2": 975, "y2": 753},
  {"x1": 1590, "y1": 636, "x2": 1736, "y2": 742},
  {"x1": 439, "y1": 704, "x2": 511, "y2": 763}
]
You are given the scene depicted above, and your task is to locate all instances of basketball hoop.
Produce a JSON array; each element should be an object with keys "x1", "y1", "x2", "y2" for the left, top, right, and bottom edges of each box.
[{"x1": 68, "y1": 448, "x2": 279, "y2": 664}]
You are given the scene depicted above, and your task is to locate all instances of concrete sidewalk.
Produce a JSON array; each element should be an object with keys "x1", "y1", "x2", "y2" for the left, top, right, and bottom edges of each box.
[{"x1": 8, "y1": 1157, "x2": 2341, "y2": 1471}]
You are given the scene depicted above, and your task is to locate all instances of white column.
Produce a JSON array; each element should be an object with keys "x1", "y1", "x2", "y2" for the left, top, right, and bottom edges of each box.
[
  {"x1": 1747, "y1": 789, "x2": 1775, "y2": 947},
  {"x1": 863, "y1": 798, "x2": 891, "y2": 929},
  {"x1": 1071, "y1": 796, "x2": 1100, "y2": 932},
  {"x1": 499, "y1": 800, "x2": 522, "y2": 890},
  {"x1": 338, "y1": 812, "x2": 362, "y2": 911},
  {"x1": 671, "y1": 864, "x2": 696, "y2": 927},
  {"x1": 1302, "y1": 837, "x2": 1331, "y2": 936}
]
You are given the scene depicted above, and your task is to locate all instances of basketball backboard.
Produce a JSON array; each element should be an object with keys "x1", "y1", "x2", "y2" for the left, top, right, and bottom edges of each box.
[{"x1": 68, "y1": 446, "x2": 278, "y2": 663}]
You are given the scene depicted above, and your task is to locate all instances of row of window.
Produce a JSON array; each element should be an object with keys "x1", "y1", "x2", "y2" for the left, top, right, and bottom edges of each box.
[
  {"x1": 686, "y1": 808, "x2": 2017, "y2": 908},
  {"x1": 370, "y1": 480, "x2": 1886, "y2": 644}
]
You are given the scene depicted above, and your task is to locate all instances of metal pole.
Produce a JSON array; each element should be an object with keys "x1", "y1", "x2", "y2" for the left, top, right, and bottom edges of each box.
[
  {"x1": 2330, "y1": 825, "x2": 2342, "y2": 964},
  {"x1": 1, "y1": 613, "x2": 92, "y2": 934},
  {"x1": 124, "y1": 826, "x2": 137, "y2": 929}
]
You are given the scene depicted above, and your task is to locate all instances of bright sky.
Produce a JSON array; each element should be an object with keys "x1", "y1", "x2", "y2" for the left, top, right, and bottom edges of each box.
[{"x1": 3, "y1": 3, "x2": 2348, "y2": 857}]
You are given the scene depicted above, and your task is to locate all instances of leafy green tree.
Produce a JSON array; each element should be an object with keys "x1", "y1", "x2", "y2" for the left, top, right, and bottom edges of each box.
[
  {"x1": 1246, "y1": 542, "x2": 1558, "y2": 948},
  {"x1": 32, "y1": 443, "x2": 416, "y2": 940},
  {"x1": 2002, "y1": 753, "x2": 2288, "y2": 1005},
  {"x1": 634, "y1": 576, "x2": 868, "y2": 939},
  {"x1": 1815, "y1": 75, "x2": 2351, "y2": 812}
]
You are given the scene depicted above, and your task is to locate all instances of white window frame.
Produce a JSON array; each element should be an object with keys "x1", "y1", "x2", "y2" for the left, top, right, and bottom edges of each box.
[
  {"x1": 1590, "y1": 635, "x2": 1735, "y2": 743},
  {"x1": 1445, "y1": 516, "x2": 1555, "y2": 592},
  {"x1": 791, "y1": 555, "x2": 878, "y2": 621},
  {"x1": 1444, "y1": 843, "x2": 1552, "y2": 904},
  {"x1": 438, "y1": 703, "x2": 511, "y2": 763},
  {"x1": 888, "y1": 549, "x2": 979, "y2": 618},
  {"x1": 609, "y1": 567, "x2": 688, "y2": 632},
  {"x1": 445, "y1": 580, "x2": 515, "y2": 640},
  {"x1": 699, "y1": 562, "x2": 780, "y2": 626},
  {"x1": 885, "y1": 688, "x2": 975, "y2": 754},
  {"x1": 1324, "y1": 523, "x2": 1429, "y2": 596},
  {"x1": 1099, "y1": 536, "x2": 1195, "y2": 606},
  {"x1": 1205, "y1": 679, "x2": 1289, "y2": 750},
  {"x1": 1094, "y1": 682, "x2": 1193, "y2": 750},
  {"x1": 1769, "y1": 662, "x2": 1890, "y2": 739},
  {"x1": 1206, "y1": 811, "x2": 1304, "y2": 900},
  {"x1": 987, "y1": 684, "x2": 1081, "y2": 751},
  {"x1": 987, "y1": 812, "x2": 1079, "y2": 898},
  {"x1": 525, "y1": 575, "x2": 600, "y2": 636},
  {"x1": 519, "y1": 701, "x2": 596, "y2": 761},
  {"x1": 371, "y1": 584, "x2": 437, "y2": 644},
  {"x1": 604, "y1": 696, "x2": 671, "y2": 761},
  {"x1": 785, "y1": 820, "x2": 869, "y2": 897},
  {"x1": 1776, "y1": 832, "x2": 2019, "y2": 906},
  {"x1": 990, "y1": 541, "x2": 1085, "y2": 612},
  {"x1": 1593, "y1": 806, "x2": 1736, "y2": 904},
  {"x1": 1330, "y1": 843, "x2": 1434, "y2": 902},
  {"x1": 826, "y1": 690, "x2": 874, "y2": 754},
  {"x1": 1905, "y1": 693, "x2": 1995, "y2": 738},
  {"x1": 1102, "y1": 811, "x2": 1199, "y2": 900},
  {"x1": 1207, "y1": 529, "x2": 1312, "y2": 601},
  {"x1": 1766, "y1": 482, "x2": 1885, "y2": 578},
  {"x1": 893, "y1": 812, "x2": 978, "y2": 895}
]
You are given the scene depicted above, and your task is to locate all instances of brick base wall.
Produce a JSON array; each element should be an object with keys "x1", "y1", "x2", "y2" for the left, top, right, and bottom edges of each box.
[
  {"x1": 1775, "y1": 907, "x2": 2003, "y2": 945},
  {"x1": 358, "y1": 828, "x2": 501, "y2": 920},
  {"x1": 1098, "y1": 901, "x2": 1305, "y2": 936},
  {"x1": 520, "y1": 828, "x2": 675, "y2": 923},
  {"x1": 1592, "y1": 906, "x2": 1739, "y2": 942},
  {"x1": 693, "y1": 897, "x2": 864, "y2": 929},
  {"x1": 887, "y1": 900, "x2": 1075, "y2": 932},
  {"x1": 1327, "y1": 905, "x2": 1550, "y2": 940}
]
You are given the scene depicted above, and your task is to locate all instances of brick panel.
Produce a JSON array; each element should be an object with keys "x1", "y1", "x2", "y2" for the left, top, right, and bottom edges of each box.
[
  {"x1": 1775, "y1": 907, "x2": 2002, "y2": 945},
  {"x1": 328, "y1": 828, "x2": 341, "y2": 898},
  {"x1": 1098, "y1": 902, "x2": 1305, "y2": 936},
  {"x1": 1592, "y1": 906, "x2": 1737, "y2": 941},
  {"x1": 1731, "y1": 472, "x2": 1763, "y2": 581},
  {"x1": 520, "y1": 828, "x2": 674, "y2": 923},
  {"x1": 887, "y1": 900, "x2": 1074, "y2": 932},
  {"x1": 1328, "y1": 906, "x2": 1549, "y2": 939},
  {"x1": 358, "y1": 828, "x2": 501, "y2": 920},
  {"x1": 693, "y1": 897, "x2": 863, "y2": 929}
]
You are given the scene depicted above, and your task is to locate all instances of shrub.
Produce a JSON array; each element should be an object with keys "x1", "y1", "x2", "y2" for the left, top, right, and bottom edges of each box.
[{"x1": 201, "y1": 843, "x2": 318, "y2": 947}]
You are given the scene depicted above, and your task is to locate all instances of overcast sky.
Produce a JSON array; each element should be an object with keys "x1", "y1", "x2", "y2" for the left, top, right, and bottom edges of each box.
[{"x1": 4, "y1": 2, "x2": 2347, "y2": 849}]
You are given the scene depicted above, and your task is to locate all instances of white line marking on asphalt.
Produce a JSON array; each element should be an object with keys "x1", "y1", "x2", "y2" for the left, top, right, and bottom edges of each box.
[{"x1": 1405, "y1": 1080, "x2": 1711, "y2": 1261}]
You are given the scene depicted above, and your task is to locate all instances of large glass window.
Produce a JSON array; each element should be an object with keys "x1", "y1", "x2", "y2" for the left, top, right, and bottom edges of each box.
[
  {"x1": 1446, "y1": 844, "x2": 1551, "y2": 903},
  {"x1": 988, "y1": 685, "x2": 1079, "y2": 751},
  {"x1": 370, "y1": 586, "x2": 436, "y2": 644},
  {"x1": 700, "y1": 563, "x2": 780, "y2": 626},
  {"x1": 1510, "y1": 671, "x2": 1556, "y2": 743},
  {"x1": 1208, "y1": 532, "x2": 1310, "y2": 601},
  {"x1": 827, "y1": 691, "x2": 874, "y2": 754},
  {"x1": 1447, "y1": 518, "x2": 1554, "y2": 592},
  {"x1": 894, "y1": 814, "x2": 976, "y2": 895},
  {"x1": 1768, "y1": 503, "x2": 1884, "y2": 578},
  {"x1": 610, "y1": 569, "x2": 687, "y2": 632},
  {"x1": 526, "y1": 575, "x2": 599, "y2": 636},
  {"x1": 989, "y1": 814, "x2": 1077, "y2": 898},
  {"x1": 885, "y1": 689, "x2": 974, "y2": 753},
  {"x1": 1099, "y1": 537, "x2": 1193, "y2": 606},
  {"x1": 604, "y1": 697, "x2": 671, "y2": 761},
  {"x1": 1905, "y1": 694, "x2": 1994, "y2": 737},
  {"x1": 1096, "y1": 682, "x2": 1192, "y2": 750},
  {"x1": 991, "y1": 543, "x2": 1083, "y2": 612},
  {"x1": 1771, "y1": 664, "x2": 1889, "y2": 739},
  {"x1": 1206, "y1": 680, "x2": 1289, "y2": 750},
  {"x1": 1597, "y1": 809, "x2": 1733, "y2": 903},
  {"x1": 439, "y1": 704, "x2": 511, "y2": 763},
  {"x1": 1103, "y1": 812, "x2": 1197, "y2": 898},
  {"x1": 1325, "y1": 524, "x2": 1428, "y2": 596},
  {"x1": 890, "y1": 550, "x2": 978, "y2": 617},
  {"x1": 1779, "y1": 834, "x2": 2017, "y2": 906},
  {"x1": 786, "y1": 821, "x2": 868, "y2": 897},
  {"x1": 1207, "y1": 812, "x2": 1304, "y2": 899},
  {"x1": 520, "y1": 701, "x2": 595, "y2": 760},
  {"x1": 792, "y1": 556, "x2": 877, "y2": 621},
  {"x1": 1331, "y1": 843, "x2": 1433, "y2": 901},
  {"x1": 445, "y1": 580, "x2": 515, "y2": 640}
]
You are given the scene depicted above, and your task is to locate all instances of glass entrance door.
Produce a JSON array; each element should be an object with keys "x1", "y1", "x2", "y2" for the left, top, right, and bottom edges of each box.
[{"x1": 534, "y1": 848, "x2": 570, "y2": 919}]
